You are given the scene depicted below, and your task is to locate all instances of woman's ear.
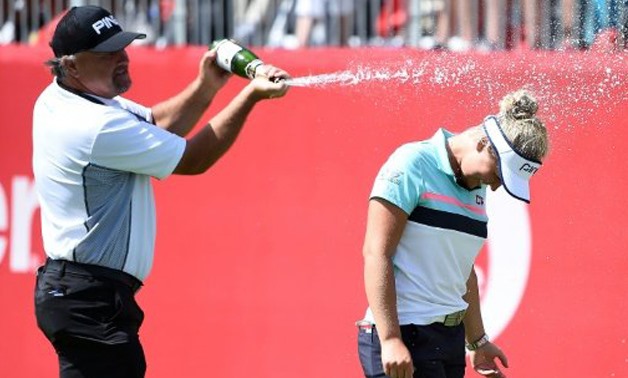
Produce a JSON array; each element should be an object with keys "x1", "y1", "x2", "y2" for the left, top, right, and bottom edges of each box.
[
  {"x1": 478, "y1": 137, "x2": 498, "y2": 159},
  {"x1": 476, "y1": 136, "x2": 489, "y2": 152}
]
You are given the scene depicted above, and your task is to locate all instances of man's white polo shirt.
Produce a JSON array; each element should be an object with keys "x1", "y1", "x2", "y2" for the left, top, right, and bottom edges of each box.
[{"x1": 32, "y1": 79, "x2": 186, "y2": 281}]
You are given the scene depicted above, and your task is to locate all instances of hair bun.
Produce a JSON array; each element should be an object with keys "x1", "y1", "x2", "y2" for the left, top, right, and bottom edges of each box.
[{"x1": 499, "y1": 90, "x2": 538, "y2": 120}]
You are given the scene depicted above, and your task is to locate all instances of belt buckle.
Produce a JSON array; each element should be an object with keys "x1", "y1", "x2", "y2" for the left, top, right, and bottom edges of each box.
[
  {"x1": 443, "y1": 310, "x2": 465, "y2": 327},
  {"x1": 355, "y1": 320, "x2": 374, "y2": 334}
]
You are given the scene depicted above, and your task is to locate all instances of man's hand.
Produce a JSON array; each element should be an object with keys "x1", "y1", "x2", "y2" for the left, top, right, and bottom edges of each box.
[
  {"x1": 248, "y1": 64, "x2": 290, "y2": 100},
  {"x1": 469, "y1": 342, "x2": 509, "y2": 378},
  {"x1": 199, "y1": 49, "x2": 231, "y2": 93},
  {"x1": 381, "y1": 338, "x2": 414, "y2": 378},
  {"x1": 255, "y1": 64, "x2": 291, "y2": 83}
]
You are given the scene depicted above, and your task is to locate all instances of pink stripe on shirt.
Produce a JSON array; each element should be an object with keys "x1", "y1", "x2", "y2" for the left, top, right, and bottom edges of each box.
[{"x1": 421, "y1": 192, "x2": 486, "y2": 216}]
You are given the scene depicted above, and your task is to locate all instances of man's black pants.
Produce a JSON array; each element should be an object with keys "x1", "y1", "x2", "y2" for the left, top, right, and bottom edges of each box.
[
  {"x1": 358, "y1": 323, "x2": 466, "y2": 378},
  {"x1": 35, "y1": 258, "x2": 145, "y2": 378}
]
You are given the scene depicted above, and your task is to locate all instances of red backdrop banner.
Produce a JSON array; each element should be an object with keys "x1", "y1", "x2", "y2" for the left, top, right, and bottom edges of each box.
[{"x1": 0, "y1": 45, "x2": 627, "y2": 377}]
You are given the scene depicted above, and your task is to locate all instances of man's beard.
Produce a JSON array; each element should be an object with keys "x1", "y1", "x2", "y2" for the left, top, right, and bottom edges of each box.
[{"x1": 113, "y1": 72, "x2": 131, "y2": 94}]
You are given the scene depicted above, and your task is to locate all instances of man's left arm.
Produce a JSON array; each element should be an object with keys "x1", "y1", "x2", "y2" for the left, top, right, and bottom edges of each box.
[{"x1": 463, "y1": 267, "x2": 509, "y2": 378}]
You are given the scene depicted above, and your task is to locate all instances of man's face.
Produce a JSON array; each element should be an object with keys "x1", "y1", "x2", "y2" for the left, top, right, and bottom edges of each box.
[{"x1": 72, "y1": 49, "x2": 131, "y2": 98}]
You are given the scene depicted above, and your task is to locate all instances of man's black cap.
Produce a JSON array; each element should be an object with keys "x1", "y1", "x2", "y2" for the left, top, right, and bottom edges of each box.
[{"x1": 50, "y1": 6, "x2": 146, "y2": 57}]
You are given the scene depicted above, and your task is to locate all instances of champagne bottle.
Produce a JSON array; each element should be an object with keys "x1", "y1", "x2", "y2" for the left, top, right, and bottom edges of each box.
[{"x1": 210, "y1": 39, "x2": 264, "y2": 80}]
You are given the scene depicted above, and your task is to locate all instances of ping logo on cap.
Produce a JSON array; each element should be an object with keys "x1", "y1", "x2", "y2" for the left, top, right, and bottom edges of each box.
[
  {"x1": 519, "y1": 163, "x2": 538, "y2": 175},
  {"x1": 92, "y1": 16, "x2": 120, "y2": 35},
  {"x1": 483, "y1": 116, "x2": 542, "y2": 203}
]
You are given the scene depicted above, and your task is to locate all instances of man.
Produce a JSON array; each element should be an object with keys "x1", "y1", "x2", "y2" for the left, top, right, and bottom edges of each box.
[
  {"x1": 357, "y1": 90, "x2": 549, "y2": 378},
  {"x1": 32, "y1": 5, "x2": 289, "y2": 378}
]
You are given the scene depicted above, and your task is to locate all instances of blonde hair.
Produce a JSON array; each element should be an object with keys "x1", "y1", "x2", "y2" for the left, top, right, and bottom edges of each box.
[{"x1": 496, "y1": 89, "x2": 549, "y2": 161}]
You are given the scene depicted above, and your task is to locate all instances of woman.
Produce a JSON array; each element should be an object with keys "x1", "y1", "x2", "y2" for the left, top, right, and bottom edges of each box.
[{"x1": 357, "y1": 90, "x2": 549, "y2": 378}]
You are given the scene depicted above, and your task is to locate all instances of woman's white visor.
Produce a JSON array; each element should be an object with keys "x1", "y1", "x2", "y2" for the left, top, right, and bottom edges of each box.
[{"x1": 483, "y1": 116, "x2": 542, "y2": 203}]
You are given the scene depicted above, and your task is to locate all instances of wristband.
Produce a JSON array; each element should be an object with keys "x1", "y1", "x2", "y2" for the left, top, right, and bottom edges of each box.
[{"x1": 466, "y1": 334, "x2": 489, "y2": 351}]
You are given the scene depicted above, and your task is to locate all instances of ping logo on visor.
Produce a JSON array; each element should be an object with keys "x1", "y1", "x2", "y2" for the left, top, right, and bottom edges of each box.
[{"x1": 483, "y1": 116, "x2": 542, "y2": 203}]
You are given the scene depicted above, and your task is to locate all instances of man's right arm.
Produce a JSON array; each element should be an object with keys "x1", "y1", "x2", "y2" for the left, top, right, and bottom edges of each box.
[
  {"x1": 363, "y1": 198, "x2": 413, "y2": 378},
  {"x1": 151, "y1": 50, "x2": 229, "y2": 137},
  {"x1": 173, "y1": 74, "x2": 288, "y2": 175}
]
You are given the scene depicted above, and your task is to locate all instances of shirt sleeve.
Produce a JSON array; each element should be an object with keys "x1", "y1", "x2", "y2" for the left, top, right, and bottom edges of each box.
[
  {"x1": 112, "y1": 96, "x2": 154, "y2": 124},
  {"x1": 90, "y1": 110, "x2": 185, "y2": 180},
  {"x1": 370, "y1": 144, "x2": 425, "y2": 215}
]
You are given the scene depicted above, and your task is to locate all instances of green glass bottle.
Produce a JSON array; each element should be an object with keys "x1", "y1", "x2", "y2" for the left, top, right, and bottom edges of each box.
[{"x1": 210, "y1": 39, "x2": 264, "y2": 80}]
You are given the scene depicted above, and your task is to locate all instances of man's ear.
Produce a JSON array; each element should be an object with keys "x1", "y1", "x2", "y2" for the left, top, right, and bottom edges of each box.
[{"x1": 60, "y1": 56, "x2": 79, "y2": 78}]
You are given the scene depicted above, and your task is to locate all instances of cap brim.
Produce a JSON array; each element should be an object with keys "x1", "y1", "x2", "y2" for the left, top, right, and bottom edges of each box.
[
  {"x1": 483, "y1": 116, "x2": 541, "y2": 204},
  {"x1": 89, "y1": 31, "x2": 146, "y2": 53},
  {"x1": 495, "y1": 150, "x2": 532, "y2": 203}
]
